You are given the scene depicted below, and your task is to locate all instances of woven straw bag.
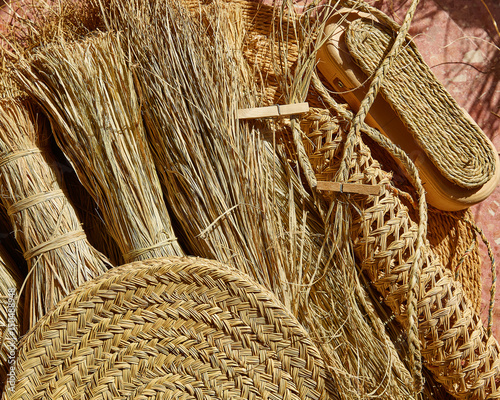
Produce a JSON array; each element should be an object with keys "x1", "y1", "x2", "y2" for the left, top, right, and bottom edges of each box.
[
  {"x1": 3, "y1": 256, "x2": 334, "y2": 400},
  {"x1": 300, "y1": 107, "x2": 499, "y2": 399}
]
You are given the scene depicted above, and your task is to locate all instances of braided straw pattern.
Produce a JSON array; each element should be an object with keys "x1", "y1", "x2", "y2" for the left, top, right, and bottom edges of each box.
[
  {"x1": 301, "y1": 108, "x2": 500, "y2": 399},
  {"x1": 4, "y1": 256, "x2": 334, "y2": 400},
  {"x1": 345, "y1": 17, "x2": 496, "y2": 189},
  {"x1": 427, "y1": 209, "x2": 482, "y2": 314},
  {"x1": 0, "y1": 245, "x2": 23, "y2": 392}
]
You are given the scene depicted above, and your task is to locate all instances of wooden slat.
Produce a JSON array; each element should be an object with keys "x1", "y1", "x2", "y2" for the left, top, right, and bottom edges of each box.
[
  {"x1": 316, "y1": 181, "x2": 383, "y2": 196},
  {"x1": 237, "y1": 103, "x2": 309, "y2": 120}
]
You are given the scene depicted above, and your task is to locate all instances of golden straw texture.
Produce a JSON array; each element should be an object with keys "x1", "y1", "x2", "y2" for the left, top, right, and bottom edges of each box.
[
  {"x1": 428, "y1": 209, "x2": 482, "y2": 313},
  {"x1": 12, "y1": 33, "x2": 184, "y2": 263},
  {"x1": 4, "y1": 256, "x2": 336, "y2": 400},
  {"x1": 0, "y1": 98, "x2": 111, "y2": 329},
  {"x1": 345, "y1": 17, "x2": 495, "y2": 189},
  {"x1": 3, "y1": 0, "x2": 489, "y2": 398}
]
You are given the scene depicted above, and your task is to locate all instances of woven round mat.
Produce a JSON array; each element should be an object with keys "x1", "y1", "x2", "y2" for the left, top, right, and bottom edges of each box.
[{"x1": 5, "y1": 256, "x2": 334, "y2": 400}]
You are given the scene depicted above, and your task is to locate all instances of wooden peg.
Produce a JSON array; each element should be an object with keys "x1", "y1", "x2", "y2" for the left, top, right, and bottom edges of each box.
[
  {"x1": 237, "y1": 102, "x2": 309, "y2": 120},
  {"x1": 316, "y1": 181, "x2": 383, "y2": 196}
]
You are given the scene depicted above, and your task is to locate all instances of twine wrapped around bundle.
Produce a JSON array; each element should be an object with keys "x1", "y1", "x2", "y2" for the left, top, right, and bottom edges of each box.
[
  {"x1": 12, "y1": 33, "x2": 185, "y2": 263},
  {"x1": 4, "y1": 256, "x2": 335, "y2": 400},
  {"x1": 0, "y1": 245, "x2": 23, "y2": 391},
  {"x1": 0, "y1": 99, "x2": 111, "y2": 328}
]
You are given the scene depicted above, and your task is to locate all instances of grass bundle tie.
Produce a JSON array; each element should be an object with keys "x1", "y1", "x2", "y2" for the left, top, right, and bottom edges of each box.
[
  {"x1": 123, "y1": 236, "x2": 180, "y2": 263},
  {"x1": 0, "y1": 148, "x2": 41, "y2": 167},
  {"x1": 6, "y1": 189, "x2": 66, "y2": 216},
  {"x1": 0, "y1": 98, "x2": 112, "y2": 329},
  {"x1": 22, "y1": 230, "x2": 87, "y2": 260}
]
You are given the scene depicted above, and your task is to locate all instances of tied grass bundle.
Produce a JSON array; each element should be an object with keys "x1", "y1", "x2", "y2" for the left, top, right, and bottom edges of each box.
[
  {"x1": 0, "y1": 98, "x2": 111, "y2": 329},
  {"x1": 0, "y1": 245, "x2": 23, "y2": 392},
  {"x1": 97, "y1": 0, "x2": 420, "y2": 397},
  {"x1": 13, "y1": 32, "x2": 184, "y2": 263},
  {"x1": 106, "y1": 0, "x2": 306, "y2": 296}
]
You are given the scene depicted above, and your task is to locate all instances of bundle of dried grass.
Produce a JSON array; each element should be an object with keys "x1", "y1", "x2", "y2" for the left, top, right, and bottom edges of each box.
[
  {"x1": 12, "y1": 32, "x2": 184, "y2": 263},
  {"x1": 0, "y1": 98, "x2": 111, "y2": 328},
  {"x1": 0, "y1": 244, "x2": 23, "y2": 393},
  {"x1": 94, "y1": 0, "x2": 424, "y2": 398}
]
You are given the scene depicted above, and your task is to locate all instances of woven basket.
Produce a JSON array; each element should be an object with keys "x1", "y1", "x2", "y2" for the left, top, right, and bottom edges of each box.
[
  {"x1": 344, "y1": 17, "x2": 496, "y2": 191},
  {"x1": 301, "y1": 107, "x2": 500, "y2": 399},
  {"x1": 3, "y1": 256, "x2": 334, "y2": 400}
]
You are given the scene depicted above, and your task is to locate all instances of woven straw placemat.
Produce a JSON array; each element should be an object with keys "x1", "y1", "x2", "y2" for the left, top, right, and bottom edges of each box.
[{"x1": 4, "y1": 256, "x2": 334, "y2": 400}]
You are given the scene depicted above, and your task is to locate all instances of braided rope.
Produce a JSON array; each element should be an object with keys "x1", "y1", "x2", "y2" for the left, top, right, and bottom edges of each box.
[
  {"x1": 312, "y1": 71, "x2": 426, "y2": 392},
  {"x1": 335, "y1": 0, "x2": 420, "y2": 183},
  {"x1": 332, "y1": 7, "x2": 425, "y2": 384}
]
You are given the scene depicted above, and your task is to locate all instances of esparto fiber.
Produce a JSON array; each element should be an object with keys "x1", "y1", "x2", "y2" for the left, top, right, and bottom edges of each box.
[
  {"x1": 12, "y1": 32, "x2": 185, "y2": 263},
  {"x1": 300, "y1": 102, "x2": 500, "y2": 399},
  {"x1": 345, "y1": 17, "x2": 496, "y2": 189}
]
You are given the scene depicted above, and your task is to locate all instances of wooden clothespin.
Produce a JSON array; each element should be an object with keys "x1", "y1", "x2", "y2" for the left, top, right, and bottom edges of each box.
[
  {"x1": 316, "y1": 181, "x2": 383, "y2": 196},
  {"x1": 237, "y1": 102, "x2": 309, "y2": 120}
]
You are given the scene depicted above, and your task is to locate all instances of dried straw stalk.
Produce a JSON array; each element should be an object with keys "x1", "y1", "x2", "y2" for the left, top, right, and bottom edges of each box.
[
  {"x1": 4, "y1": 0, "x2": 457, "y2": 397},
  {"x1": 0, "y1": 98, "x2": 111, "y2": 329},
  {"x1": 0, "y1": 244, "x2": 23, "y2": 392},
  {"x1": 95, "y1": 0, "x2": 422, "y2": 398},
  {"x1": 12, "y1": 33, "x2": 185, "y2": 263}
]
